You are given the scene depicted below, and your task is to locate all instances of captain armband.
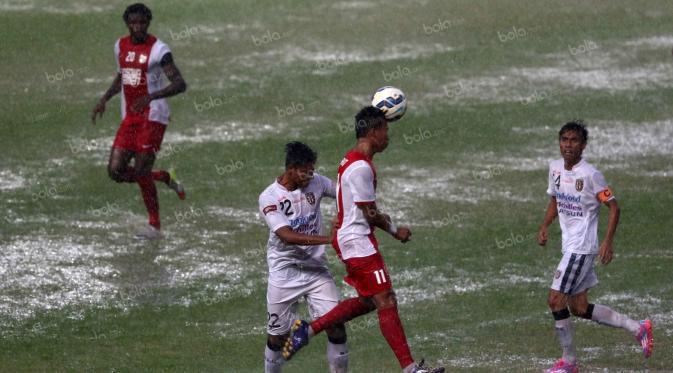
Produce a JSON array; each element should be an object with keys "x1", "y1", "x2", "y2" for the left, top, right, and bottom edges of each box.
[{"x1": 597, "y1": 188, "x2": 615, "y2": 203}]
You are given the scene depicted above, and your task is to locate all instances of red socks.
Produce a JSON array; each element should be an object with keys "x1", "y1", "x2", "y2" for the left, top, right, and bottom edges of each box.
[
  {"x1": 310, "y1": 297, "x2": 373, "y2": 335},
  {"x1": 137, "y1": 175, "x2": 160, "y2": 229},
  {"x1": 309, "y1": 297, "x2": 413, "y2": 369},
  {"x1": 152, "y1": 170, "x2": 170, "y2": 185},
  {"x1": 378, "y1": 305, "x2": 414, "y2": 369},
  {"x1": 118, "y1": 169, "x2": 168, "y2": 229}
]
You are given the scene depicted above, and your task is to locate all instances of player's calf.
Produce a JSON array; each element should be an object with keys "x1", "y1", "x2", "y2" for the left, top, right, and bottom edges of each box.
[
  {"x1": 371, "y1": 289, "x2": 398, "y2": 310},
  {"x1": 569, "y1": 303, "x2": 592, "y2": 319},
  {"x1": 265, "y1": 334, "x2": 287, "y2": 373},
  {"x1": 108, "y1": 165, "x2": 136, "y2": 183},
  {"x1": 326, "y1": 324, "x2": 348, "y2": 373}
]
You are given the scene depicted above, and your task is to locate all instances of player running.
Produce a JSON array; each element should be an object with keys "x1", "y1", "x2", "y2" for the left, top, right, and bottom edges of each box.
[
  {"x1": 259, "y1": 142, "x2": 348, "y2": 373},
  {"x1": 91, "y1": 3, "x2": 187, "y2": 239},
  {"x1": 538, "y1": 121, "x2": 654, "y2": 373},
  {"x1": 283, "y1": 107, "x2": 444, "y2": 373}
]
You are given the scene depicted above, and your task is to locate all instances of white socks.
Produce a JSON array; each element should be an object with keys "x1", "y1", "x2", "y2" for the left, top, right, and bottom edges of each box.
[
  {"x1": 402, "y1": 362, "x2": 416, "y2": 373},
  {"x1": 555, "y1": 317, "x2": 576, "y2": 363},
  {"x1": 264, "y1": 346, "x2": 284, "y2": 373},
  {"x1": 591, "y1": 304, "x2": 640, "y2": 334},
  {"x1": 265, "y1": 342, "x2": 348, "y2": 373},
  {"x1": 327, "y1": 341, "x2": 349, "y2": 373}
]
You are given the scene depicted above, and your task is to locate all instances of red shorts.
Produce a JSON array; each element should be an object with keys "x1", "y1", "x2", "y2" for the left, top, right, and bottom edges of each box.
[
  {"x1": 343, "y1": 252, "x2": 392, "y2": 297},
  {"x1": 112, "y1": 117, "x2": 166, "y2": 153}
]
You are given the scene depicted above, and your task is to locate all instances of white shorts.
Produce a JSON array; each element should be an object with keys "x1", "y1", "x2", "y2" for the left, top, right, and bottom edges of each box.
[
  {"x1": 551, "y1": 252, "x2": 599, "y2": 295},
  {"x1": 266, "y1": 266, "x2": 340, "y2": 335}
]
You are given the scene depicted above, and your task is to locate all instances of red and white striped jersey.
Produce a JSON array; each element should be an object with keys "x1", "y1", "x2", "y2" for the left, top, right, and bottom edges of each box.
[
  {"x1": 334, "y1": 150, "x2": 379, "y2": 260},
  {"x1": 114, "y1": 34, "x2": 171, "y2": 124}
]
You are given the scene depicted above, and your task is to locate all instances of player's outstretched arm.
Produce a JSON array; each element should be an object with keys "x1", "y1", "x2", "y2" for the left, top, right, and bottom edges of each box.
[
  {"x1": 131, "y1": 53, "x2": 187, "y2": 113},
  {"x1": 599, "y1": 199, "x2": 620, "y2": 265},
  {"x1": 358, "y1": 203, "x2": 411, "y2": 243},
  {"x1": 274, "y1": 226, "x2": 331, "y2": 246},
  {"x1": 91, "y1": 73, "x2": 121, "y2": 124},
  {"x1": 537, "y1": 196, "x2": 558, "y2": 246}
]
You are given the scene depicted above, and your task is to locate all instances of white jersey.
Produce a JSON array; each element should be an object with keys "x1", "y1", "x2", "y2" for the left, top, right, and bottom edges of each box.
[
  {"x1": 546, "y1": 158, "x2": 615, "y2": 254},
  {"x1": 334, "y1": 150, "x2": 379, "y2": 260},
  {"x1": 259, "y1": 173, "x2": 336, "y2": 287}
]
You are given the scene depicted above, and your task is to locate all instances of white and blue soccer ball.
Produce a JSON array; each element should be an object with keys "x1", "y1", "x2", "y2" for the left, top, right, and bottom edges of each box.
[{"x1": 371, "y1": 86, "x2": 407, "y2": 122}]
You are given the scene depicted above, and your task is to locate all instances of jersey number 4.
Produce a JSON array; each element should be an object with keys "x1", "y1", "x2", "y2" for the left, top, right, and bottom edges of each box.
[
  {"x1": 554, "y1": 174, "x2": 561, "y2": 189},
  {"x1": 373, "y1": 269, "x2": 387, "y2": 285}
]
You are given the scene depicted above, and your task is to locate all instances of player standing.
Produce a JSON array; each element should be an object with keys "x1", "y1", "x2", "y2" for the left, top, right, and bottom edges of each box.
[
  {"x1": 259, "y1": 142, "x2": 348, "y2": 373},
  {"x1": 91, "y1": 3, "x2": 187, "y2": 239},
  {"x1": 538, "y1": 122, "x2": 654, "y2": 373},
  {"x1": 283, "y1": 107, "x2": 444, "y2": 373}
]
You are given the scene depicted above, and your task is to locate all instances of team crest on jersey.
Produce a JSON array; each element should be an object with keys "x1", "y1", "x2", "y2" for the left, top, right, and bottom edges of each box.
[
  {"x1": 139, "y1": 54, "x2": 147, "y2": 64},
  {"x1": 575, "y1": 178, "x2": 584, "y2": 192},
  {"x1": 305, "y1": 192, "x2": 315, "y2": 205},
  {"x1": 554, "y1": 270, "x2": 562, "y2": 279}
]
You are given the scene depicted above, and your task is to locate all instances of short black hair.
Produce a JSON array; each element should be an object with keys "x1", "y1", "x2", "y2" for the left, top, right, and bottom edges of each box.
[
  {"x1": 354, "y1": 106, "x2": 387, "y2": 139},
  {"x1": 123, "y1": 3, "x2": 152, "y2": 23},
  {"x1": 285, "y1": 141, "x2": 317, "y2": 169},
  {"x1": 559, "y1": 121, "x2": 588, "y2": 143}
]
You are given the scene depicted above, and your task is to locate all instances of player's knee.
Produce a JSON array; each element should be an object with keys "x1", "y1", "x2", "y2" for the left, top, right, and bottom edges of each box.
[
  {"x1": 266, "y1": 334, "x2": 286, "y2": 351},
  {"x1": 570, "y1": 303, "x2": 593, "y2": 319},
  {"x1": 358, "y1": 296, "x2": 376, "y2": 311},
  {"x1": 326, "y1": 323, "x2": 347, "y2": 344},
  {"x1": 547, "y1": 295, "x2": 564, "y2": 311},
  {"x1": 108, "y1": 166, "x2": 124, "y2": 182},
  {"x1": 372, "y1": 290, "x2": 397, "y2": 310},
  {"x1": 568, "y1": 302, "x2": 582, "y2": 317}
]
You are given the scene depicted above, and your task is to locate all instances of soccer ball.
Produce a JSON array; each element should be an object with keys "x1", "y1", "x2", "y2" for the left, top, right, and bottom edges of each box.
[{"x1": 371, "y1": 86, "x2": 407, "y2": 122}]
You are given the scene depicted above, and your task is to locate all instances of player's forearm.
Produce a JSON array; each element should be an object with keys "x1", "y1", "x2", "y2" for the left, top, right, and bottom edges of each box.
[
  {"x1": 540, "y1": 199, "x2": 558, "y2": 228},
  {"x1": 100, "y1": 76, "x2": 121, "y2": 102},
  {"x1": 373, "y1": 213, "x2": 394, "y2": 233},
  {"x1": 277, "y1": 230, "x2": 330, "y2": 246},
  {"x1": 603, "y1": 203, "x2": 620, "y2": 244},
  {"x1": 365, "y1": 210, "x2": 395, "y2": 235}
]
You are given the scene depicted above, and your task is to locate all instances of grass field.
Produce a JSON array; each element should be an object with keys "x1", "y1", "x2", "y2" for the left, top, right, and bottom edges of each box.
[{"x1": 1, "y1": 0, "x2": 673, "y2": 371}]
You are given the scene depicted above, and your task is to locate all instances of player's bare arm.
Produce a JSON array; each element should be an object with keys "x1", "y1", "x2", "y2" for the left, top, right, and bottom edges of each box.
[
  {"x1": 131, "y1": 53, "x2": 187, "y2": 113},
  {"x1": 274, "y1": 226, "x2": 331, "y2": 246},
  {"x1": 537, "y1": 196, "x2": 558, "y2": 246},
  {"x1": 91, "y1": 73, "x2": 121, "y2": 124},
  {"x1": 598, "y1": 198, "x2": 620, "y2": 265},
  {"x1": 357, "y1": 202, "x2": 411, "y2": 243}
]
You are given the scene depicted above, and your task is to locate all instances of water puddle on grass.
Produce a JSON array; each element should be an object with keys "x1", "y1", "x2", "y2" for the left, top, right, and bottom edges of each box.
[
  {"x1": 231, "y1": 43, "x2": 455, "y2": 70},
  {"x1": 0, "y1": 1, "x2": 115, "y2": 14},
  {"x1": 0, "y1": 169, "x2": 26, "y2": 191},
  {"x1": 163, "y1": 121, "x2": 289, "y2": 144}
]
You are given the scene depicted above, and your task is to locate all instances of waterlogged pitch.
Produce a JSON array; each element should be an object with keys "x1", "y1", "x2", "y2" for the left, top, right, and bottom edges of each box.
[{"x1": 1, "y1": 0, "x2": 672, "y2": 371}]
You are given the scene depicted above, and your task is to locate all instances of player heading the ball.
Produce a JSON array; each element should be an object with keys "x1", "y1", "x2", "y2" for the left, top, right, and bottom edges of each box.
[{"x1": 283, "y1": 107, "x2": 444, "y2": 373}]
